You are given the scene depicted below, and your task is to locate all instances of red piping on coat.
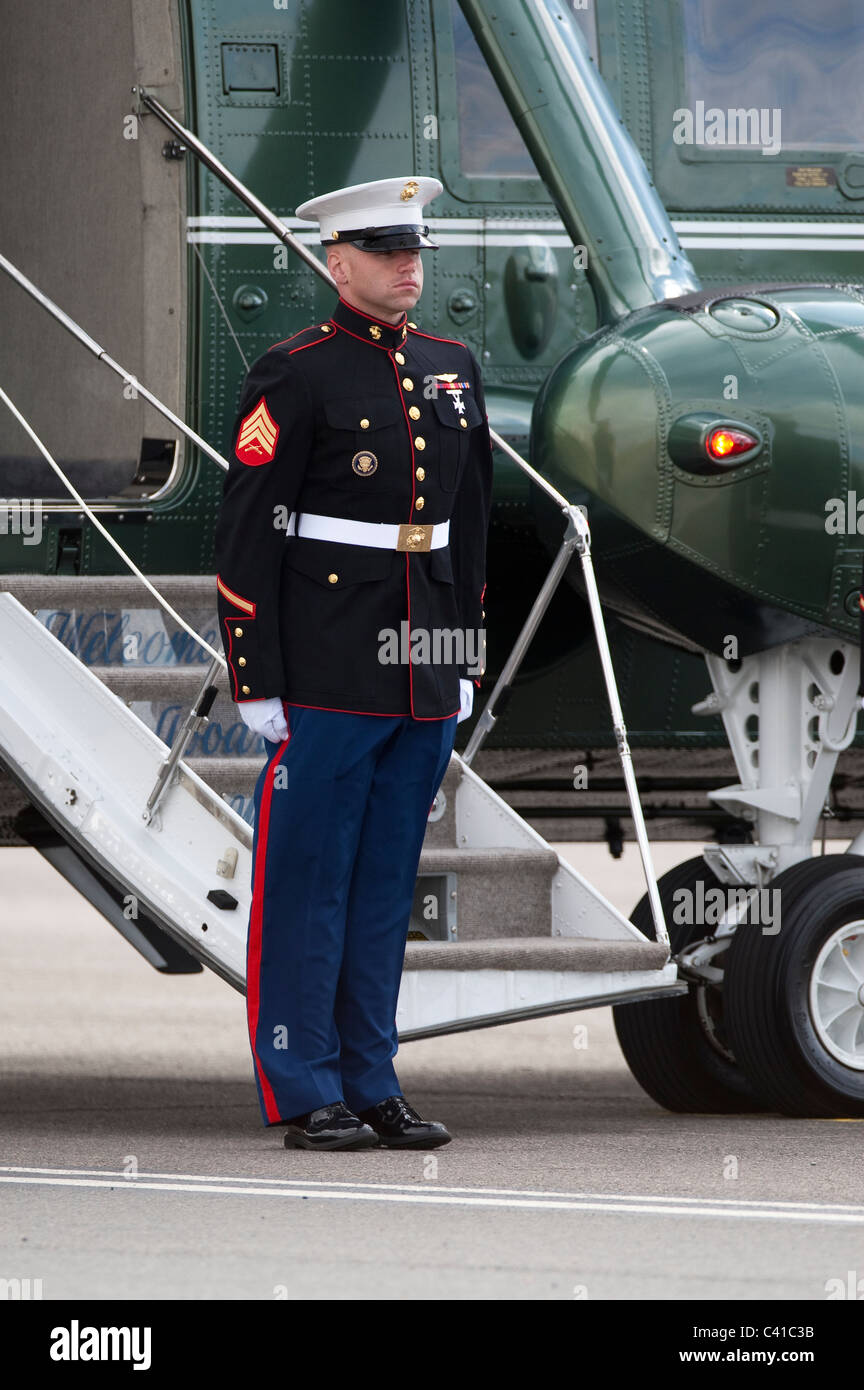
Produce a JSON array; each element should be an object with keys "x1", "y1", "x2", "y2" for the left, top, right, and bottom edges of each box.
[{"x1": 246, "y1": 732, "x2": 291, "y2": 1123}]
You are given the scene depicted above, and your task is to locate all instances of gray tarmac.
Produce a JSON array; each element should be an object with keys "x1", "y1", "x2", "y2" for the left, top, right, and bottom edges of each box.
[{"x1": 1, "y1": 841, "x2": 863, "y2": 1302}]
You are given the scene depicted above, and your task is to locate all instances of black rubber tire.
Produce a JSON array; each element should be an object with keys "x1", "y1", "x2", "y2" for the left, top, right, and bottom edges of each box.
[
  {"x1": 724, "y1": 854, "x2": 864, "y2": 1118},
  {"x1": 613, "y1": 857, "x2": 767, "y2": 1113}
]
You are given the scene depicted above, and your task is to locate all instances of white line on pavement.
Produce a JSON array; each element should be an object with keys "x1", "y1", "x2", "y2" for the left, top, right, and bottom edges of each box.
[{"x1": 0, "y1": 1167, "x2": 862, "y2": 1224}]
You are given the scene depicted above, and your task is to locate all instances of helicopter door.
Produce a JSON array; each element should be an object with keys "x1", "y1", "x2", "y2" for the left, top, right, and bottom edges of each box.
[{"x1": 0, "y1": 1, "x2": 186, "y2": 507}]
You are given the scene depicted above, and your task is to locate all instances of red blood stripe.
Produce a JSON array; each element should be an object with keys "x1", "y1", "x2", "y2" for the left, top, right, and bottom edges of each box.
[{"x1": 246, "y1": 733, "x2": 291, "y2": 1122}]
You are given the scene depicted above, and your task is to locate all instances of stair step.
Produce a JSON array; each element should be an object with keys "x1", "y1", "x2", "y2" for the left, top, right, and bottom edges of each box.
[
  {"x1": 187, "y1": 757, "x2": 263, "y2": 792},
  {"x1": 97, "y1": 667, "x2": 230, "y2": 700},
  {"x1": 0, "y1": 574, "x2": 216, "y2": 608},
  {"x1": 417, "y1": 846, "x2": 557, "y2": 871},
  {"x1": 422, "y1": 760, "x2": 458, "y2": 847},
  {"x1": 416, "y1": 845, "x2": 556, "y2": 939},
  {"x1": 403, "y1": 936, "x2": 667, "y2": 971}
]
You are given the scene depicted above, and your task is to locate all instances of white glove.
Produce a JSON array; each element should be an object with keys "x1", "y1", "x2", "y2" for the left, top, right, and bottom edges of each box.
[
  {"x1": 457, "y1": 678, "x2": 475, "y2": 723},
  {"x1": 236, "y1": 696, "x2": 289, "y2": 743}
]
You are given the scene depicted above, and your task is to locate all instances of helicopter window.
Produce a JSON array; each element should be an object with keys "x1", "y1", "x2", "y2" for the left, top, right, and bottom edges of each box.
[
  {"x1": 679, "y1": 0, "x2": 864, "y2": 152},
  {"x1": 450, "y1": 0, "x2": 598, "y2": 176}
]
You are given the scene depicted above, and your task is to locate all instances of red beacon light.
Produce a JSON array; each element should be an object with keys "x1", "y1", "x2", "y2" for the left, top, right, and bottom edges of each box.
[
  {"x1": 667, "y1": 413, "x2": 764, "y2": 474},
  {"x1": 707, "y1": 427, "x2": 758, "y2": 460}
]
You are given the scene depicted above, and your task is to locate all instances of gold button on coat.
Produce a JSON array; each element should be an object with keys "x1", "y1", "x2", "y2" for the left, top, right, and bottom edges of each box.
[
  {"x1": 360, "y1": 418, "x2": 370, "y2": 429},
  {"x1": 238, "y1": 657, "x2": 246, "y2": 667},
  {"x1": 234, "y1": 626, "x2": 243, "y2": 637},
  {"x1": 415, "y1": 496, "x2": 425, "y2": 509},
  {"x1": 402, "y1": 377, "x2": 414, "y2": 391},
  {"x1": 414, "y1": 436, "x2": 426, "y2": 450},
  {"x1": 415, "y1": 466, "x2": 425, "y2": 480},
  {"x1": 328, "y1": 573, "x2": 339, "y2": 583},
  {"x1": 394, "y1": 351, "x2": 405, "y2": 365},
  {"x1": 408, "y1": 406, "x2": 421, "y2": 420},
  {"x1": 241, "y1": 685, "x2": 251, "y2": 695},
  {"x1": 459, "y1": 418, "x2": 467, "y2": 428}
]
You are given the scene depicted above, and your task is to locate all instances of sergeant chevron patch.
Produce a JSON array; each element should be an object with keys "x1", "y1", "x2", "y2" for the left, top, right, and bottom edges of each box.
[{"x1": 236, "y1": 397, "x2": 279, "y2": 465}]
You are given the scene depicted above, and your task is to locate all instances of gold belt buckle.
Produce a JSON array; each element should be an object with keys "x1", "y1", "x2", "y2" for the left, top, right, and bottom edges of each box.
[{"x1": 396, "y1": 522, "x2": 434, "y2": 552}]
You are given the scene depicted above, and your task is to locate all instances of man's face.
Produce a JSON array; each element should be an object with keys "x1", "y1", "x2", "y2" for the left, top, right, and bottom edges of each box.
[{"x1": 326, "y1": 243, "x2": 424, "y2": 323}]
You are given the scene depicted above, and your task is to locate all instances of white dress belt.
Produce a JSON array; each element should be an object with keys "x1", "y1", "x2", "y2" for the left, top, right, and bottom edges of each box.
[{"x1": 286, "y1": 510, "x2": 449, "y2": 550}]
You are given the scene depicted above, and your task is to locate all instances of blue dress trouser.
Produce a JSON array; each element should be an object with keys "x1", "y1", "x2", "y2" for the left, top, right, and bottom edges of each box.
[{"x1": 246, "y1": 702, "x2": 458, "y2": 1124}]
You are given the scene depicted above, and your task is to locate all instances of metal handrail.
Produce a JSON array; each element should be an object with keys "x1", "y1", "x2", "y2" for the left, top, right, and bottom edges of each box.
[
  {"x1": 135, "y1": 90, "x2": 329, "y2": 286},
  {"x1": 0, "y1": 97, "x2": 669, "y2": 946},
  {"x1": 0, "y1": 382, "x2": 228, "y2": 826},
  {"x1": 0, "y1": 252, "x2": 231, "y2": 474},
  {"x1": 0, "y1": 384, "x2": 226, "y2": 666}
]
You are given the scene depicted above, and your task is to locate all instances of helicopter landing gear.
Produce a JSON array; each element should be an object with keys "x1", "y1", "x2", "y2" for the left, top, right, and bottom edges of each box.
[
  {"x1": 724, "y1": 855, "x2": 864, "y2": 1117},
  {"x1": 617, "y1": 637, "x2": 864, "y2": 1115},
  {"x1": 613, "y1": 857, "x2": 765, "y2": 1112}
]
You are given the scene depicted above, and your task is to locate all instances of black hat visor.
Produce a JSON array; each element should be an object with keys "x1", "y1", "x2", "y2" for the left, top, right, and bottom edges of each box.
[{"x1": 324, "y1": 223, "x2": 438, "y2": 252}]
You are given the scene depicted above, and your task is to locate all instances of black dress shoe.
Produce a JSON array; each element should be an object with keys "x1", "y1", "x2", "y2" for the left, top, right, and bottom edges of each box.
[
  {"x1": 283, "y1": 1102, "x2": 378, "y2": 1150},
  {"x1": 356, "y1": 1095, "x2": 452, "y2": 1149}
]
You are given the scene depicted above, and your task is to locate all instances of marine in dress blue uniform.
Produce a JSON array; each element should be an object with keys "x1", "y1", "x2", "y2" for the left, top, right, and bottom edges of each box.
[{"x1": 214, "y1": 176, "x2": 494, "y2": 1149}]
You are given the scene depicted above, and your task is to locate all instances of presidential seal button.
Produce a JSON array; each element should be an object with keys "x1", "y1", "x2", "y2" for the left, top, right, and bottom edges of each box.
[
  {"x1": 414, "y1": 436, "x2": 426, "y2": 450},
  {"x1": 352, "y1": 450, "x2": 379, "y2": 475},
  {"x1": 369, "y1": 324, "x2": 382, "y2": 340},
  {"x1": 394, "y1": 351, "x2": 405, "y2": 365},
  {"x1": 408, "y1": 406, "x2": 421, "y2": 420}
]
